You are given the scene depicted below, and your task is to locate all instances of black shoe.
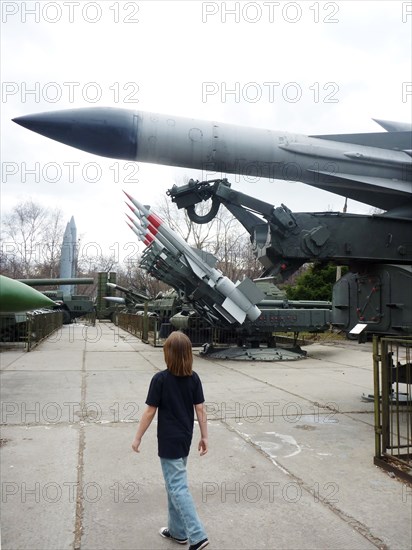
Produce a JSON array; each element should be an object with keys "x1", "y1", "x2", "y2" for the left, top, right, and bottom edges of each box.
[
  {"x1": 189, "y1": 539, "x2": 209, "y2": 550},
  {"x1": 159, "y1": 527, "x2": 188, "y2": 544}
]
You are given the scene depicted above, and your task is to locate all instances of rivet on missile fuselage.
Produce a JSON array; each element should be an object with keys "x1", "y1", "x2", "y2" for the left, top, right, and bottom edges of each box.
[{"x1": 189, "y1": 128, "x2": 203, "y2": 142}]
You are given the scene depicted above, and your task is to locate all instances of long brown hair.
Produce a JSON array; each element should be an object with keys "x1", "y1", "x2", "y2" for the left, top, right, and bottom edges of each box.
[{"x1": 163, "y1": 331, "x2": 193, "y2": 376}]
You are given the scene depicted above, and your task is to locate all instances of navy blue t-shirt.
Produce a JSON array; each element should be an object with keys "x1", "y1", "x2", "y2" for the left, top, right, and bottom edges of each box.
[{"x1": 145, "y1": 369, "x2": 205, "y2": 459}]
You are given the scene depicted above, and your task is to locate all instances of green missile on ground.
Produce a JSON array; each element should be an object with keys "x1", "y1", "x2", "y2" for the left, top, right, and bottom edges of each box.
[{"x1": 0, "y1": 275, "x2": 56, "y2": 313}]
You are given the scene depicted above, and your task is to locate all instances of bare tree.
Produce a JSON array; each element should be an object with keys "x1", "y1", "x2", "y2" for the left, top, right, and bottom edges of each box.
[
  {"x1": 77, "y1": 246, "x2": 116, "y2": 278},
  {"x1": 1, "y1": 199, "x2": 64, "y2": 278},
  {"x1": 109, "y1": 259, "x2": 168, "y2": 298},
  {"x1": 39, "y1": 208, "x2": 65, "y2": 278}
]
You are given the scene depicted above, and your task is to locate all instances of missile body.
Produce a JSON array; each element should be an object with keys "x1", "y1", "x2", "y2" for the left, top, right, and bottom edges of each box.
[
  {"x1": 60, "y1": 216, "x2": 77, "y2": 295},
  {"x1": 13, "y1": 108, "x2": 412, "y2": 211},
  {"x1": 0, "y1": 275, "x2": 56, "y2": 313},
  {"x1": 126, "y1": 192, "x2": 264, "y2": 322},
  {"x1": 18, "y1": 278, "x2": 93, "y2": 286},
  {"x1": 127, "y1": 220, "x2": 154, "y2": 247},
  {"x1": 127, "y1": 207, "x2": 184, "y2": 258},
  {"x1": 125, "y1": 192, "x2": 264, "y2": 325},
  {"x1": 69, "y1": 216, "x2": 78, "y2": 277},
  {"x1": 128, "y1": 219, "x2": 205, "y2": 300},
  {"x1": 103, "y1": 296, "x2": 126, "y2": 305},
  {"x1": 105, "y1": 281, "x2": 149, "y2": 306}
]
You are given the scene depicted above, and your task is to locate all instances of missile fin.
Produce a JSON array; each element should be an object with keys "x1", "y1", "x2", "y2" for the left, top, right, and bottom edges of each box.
[
  {"x1": 184, "y1": 254, "x2": 209, "y2": 280},
  {"x1": 218, "y1": 299, "x2": 246, "y2": 324},
  {"x1": 311, "y1": 130, "x2": 412, "y2": 151},
  {"x1": 192, "y1": 248, "x2": 218, "y2": 268},
  {"x1": 236, "y1": 277, "x2": 266, "y2": 305},
  {"x1": 212, "y1": 303, "x2": 239, "y2": 324},
  {"x1": 372, "y1": 119, "x2": 412, "y2": 132},
  {"x1": 307, "y1": 170, "x2": 410, "y2": 194}
]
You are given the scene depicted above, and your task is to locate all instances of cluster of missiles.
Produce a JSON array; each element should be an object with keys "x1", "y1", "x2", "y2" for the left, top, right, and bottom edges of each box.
[{"x1": 124, "y1": 191, "x2": 265, "y2": 327}]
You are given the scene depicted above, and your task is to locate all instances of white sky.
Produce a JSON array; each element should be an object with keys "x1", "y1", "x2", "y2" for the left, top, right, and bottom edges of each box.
[{"x1": 1, "y1": 0, "x2": 411, "y2": 266}]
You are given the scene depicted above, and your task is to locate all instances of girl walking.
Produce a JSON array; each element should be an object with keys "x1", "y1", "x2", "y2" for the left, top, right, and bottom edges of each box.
[{"x1": 132, "y1": 331, "x2": 209, "y2": 550}]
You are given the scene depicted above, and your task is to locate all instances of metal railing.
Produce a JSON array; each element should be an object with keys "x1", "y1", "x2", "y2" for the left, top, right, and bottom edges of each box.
[
  {"x1": 116, "y1": 312, "x2": 217, "y2": 347},
  {"x1": 373, "y1": 336, "x2": 412, "y2": 482},
  {"x1": 26, "y1": 311, "x2": 64, "y2": 351},
  {"x1": 76, "y1": 311, "x2": 96, "y2": 327},
  {"x1": 117, "y1": 312, "x2": 160, "y2": 345},
  {"x1": 116, "y1": 311, "x2": 310, "y2": 350}
]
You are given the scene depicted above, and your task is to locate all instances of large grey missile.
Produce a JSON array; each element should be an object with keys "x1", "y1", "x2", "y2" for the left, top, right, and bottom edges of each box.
[{"x1": 13, "y1": 108, "x2": 412, "y2": 211}]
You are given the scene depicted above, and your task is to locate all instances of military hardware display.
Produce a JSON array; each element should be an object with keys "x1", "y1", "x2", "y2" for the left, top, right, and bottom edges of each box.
[
  {"x1": 13, "y1": 107, "x2": 412, "y2": 337},
  {"x1": 167, "y1": 179, "x2": 412, "y2": 336},
  {"x1": 18, "y1": 277, "x2": 95, "y2": 324},
  {"x1": 100, "y1": 281, "x2": 150, "y2": 322},
  {"x1": 125, "y1": 191, "x2": 265, "y2": 326},
  {"x1": 124, "y1": 191, "x2": 331, "y2": 349},
  {"x1": 2, "y1": 215, "x2": 94, "y2": 329}
]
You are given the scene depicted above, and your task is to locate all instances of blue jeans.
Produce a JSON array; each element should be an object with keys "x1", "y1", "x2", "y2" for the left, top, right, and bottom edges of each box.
[{"x1": 160, "y1": 457, "x2": 207, "y2": 545}]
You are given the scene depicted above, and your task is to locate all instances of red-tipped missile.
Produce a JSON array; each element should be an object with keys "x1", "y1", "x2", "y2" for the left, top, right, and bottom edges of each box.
[
  {"x1": 124, "y1": 191, "x2": 264, "y2": 323},
  {"x1": 125, "y1": 190, "x2": 216, "y2": 280},
  {"x1": 126, "y1": 221, "x2": 154, "y2": 247},
  {"x1": 126, "y1": 210, "x2": 181, "y2": 257}
]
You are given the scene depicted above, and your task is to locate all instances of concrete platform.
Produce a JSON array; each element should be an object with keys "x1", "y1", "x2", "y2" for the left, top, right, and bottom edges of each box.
[{"x1": 1, "y1": 323, "x2": 411, "y2": 550}]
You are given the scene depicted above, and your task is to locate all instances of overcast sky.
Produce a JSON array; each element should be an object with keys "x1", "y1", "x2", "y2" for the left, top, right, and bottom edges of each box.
[{"x1": 1, "y1": 0, "x2": 411, "y2": 266}]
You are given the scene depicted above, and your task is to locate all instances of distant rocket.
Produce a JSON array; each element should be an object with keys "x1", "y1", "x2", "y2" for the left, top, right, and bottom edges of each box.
[
  {"x1": 124, "y1": 191, "x2": 264, "y2": 325},
  {"x1": 60, "y1": 216, "x2": 77, "y2": 295}
]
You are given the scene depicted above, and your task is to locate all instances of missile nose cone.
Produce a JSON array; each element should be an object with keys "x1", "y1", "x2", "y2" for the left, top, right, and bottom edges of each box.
[
  {"x1": 125, "y1": 201, "x2": 136, "y2": 214},
  {"x1": 13, "y1": 108, "x2": 138, "y2": 160},
  {"x1": 123, "y1": 190, "x2": 134, "y2": 202}
]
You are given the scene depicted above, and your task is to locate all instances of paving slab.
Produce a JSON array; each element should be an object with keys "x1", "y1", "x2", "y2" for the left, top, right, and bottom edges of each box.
[
  {"x1": 207, "y1": 351, "x2": 375, "y2": 413},
  {"x1": 225, "y1": 411, "x2": 412, "y2": 550},
  {"x1": 85, "y1": 350, "x2": 158, "y2": 372},
  {"x1": 1, "y1": 323, "x2": 411, "y2": 550},
  {"x1": 0, "y1": 425, "x2": 79, "y2": 550},
  {"x1": 0, "y1": 349, "x2": 27, "y2": 369},
  {"x1": 84, "y1": 370, "x2": 153, "y2": 423},
  {"x1": 1, "y1": 349, "x2": 84, "y2": 372},
  {"x1": 80, "y1": 422, "x2": 378, "y2": 550},
  {"x1": 1, "y1": 371, "x2": 83, "y2": 425}
]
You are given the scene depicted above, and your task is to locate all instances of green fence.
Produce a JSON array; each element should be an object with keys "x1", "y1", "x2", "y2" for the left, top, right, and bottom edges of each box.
[
  {"x1": 117, "y1": 312, "x2": 160, "y2": 346},
  {"x1": 78, "y1": 311, "x2": 96, "y2": 327},
  {"x1": 373, "y1": 336, "x2": 412, "y2": 482},
  {"x1": 117, "y1": 310, "x2": 249, "y2": 348},
  {"x1": 26, "y1": 311, "x2": 64, "y2": 351}
]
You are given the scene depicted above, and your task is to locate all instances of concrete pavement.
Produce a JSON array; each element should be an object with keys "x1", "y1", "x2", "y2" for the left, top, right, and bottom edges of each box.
[{"x1": 1, "y1": 322, "x2": 411, "y2": 550}]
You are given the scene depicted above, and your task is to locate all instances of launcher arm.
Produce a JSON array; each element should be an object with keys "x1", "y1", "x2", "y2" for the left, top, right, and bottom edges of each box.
[{"x1": 167, "y1": 179, "x2": 412, "y2": 280}]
